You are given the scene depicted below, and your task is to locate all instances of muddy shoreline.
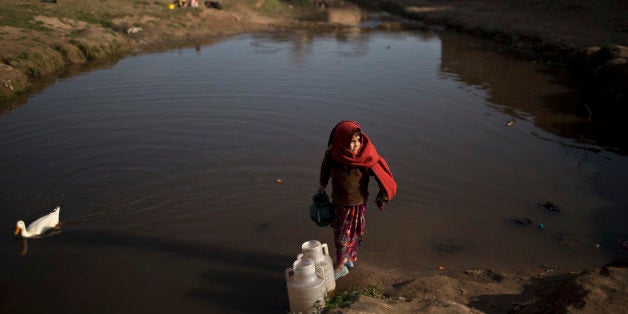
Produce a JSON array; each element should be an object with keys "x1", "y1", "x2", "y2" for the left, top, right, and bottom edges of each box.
[{"x1": 328, "y1": 258, "x2": 627, "y2": 313}]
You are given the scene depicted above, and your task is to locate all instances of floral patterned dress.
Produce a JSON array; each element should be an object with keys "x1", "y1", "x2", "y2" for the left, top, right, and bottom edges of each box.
[{"x1": 331, "y1": 203, "x2": 366, "y2": 264}]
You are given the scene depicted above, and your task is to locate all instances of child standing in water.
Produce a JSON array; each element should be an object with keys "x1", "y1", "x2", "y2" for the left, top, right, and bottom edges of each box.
[{"x1": 318, "y1": 121, "x2": 397, "y2": 279}]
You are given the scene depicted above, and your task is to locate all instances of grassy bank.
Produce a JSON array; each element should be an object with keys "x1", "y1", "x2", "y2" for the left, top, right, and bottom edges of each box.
[{"x1": 0, "y1": 0, "x2": 315, "y2": 102}]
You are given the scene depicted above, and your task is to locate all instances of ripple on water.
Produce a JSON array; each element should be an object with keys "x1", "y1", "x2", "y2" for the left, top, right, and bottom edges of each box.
[{"x1": 1, "y1": 30, "x2": 626, "y2": 276}]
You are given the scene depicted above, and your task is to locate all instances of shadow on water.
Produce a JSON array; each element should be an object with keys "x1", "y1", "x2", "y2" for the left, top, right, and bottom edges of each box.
[
  {"x1": 54, "y1": 230, "x2": 291, "y2": 312},
  {"x1": 0, "y1": 57, "x2": 124, "y2": 115},
  {"x1": 190, "y1": 269, "x2": 288, "y2": 312}
]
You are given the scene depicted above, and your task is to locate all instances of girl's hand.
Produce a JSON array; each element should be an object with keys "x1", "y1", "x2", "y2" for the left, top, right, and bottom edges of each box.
[
  {"x1": 376, "y1": 199, "x2": 386, "y2": 211},
  {"x1": 375, "y1": 193, "x2": 388, "y2": 211},
  {"x1": 318, "y1": 185, "x2": 326, "y2": 194}
]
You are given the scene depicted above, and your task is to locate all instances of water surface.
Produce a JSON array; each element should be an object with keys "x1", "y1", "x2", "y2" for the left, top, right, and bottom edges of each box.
[{"x1": 1, "y1": 22, "x2": 627, "y2": 313}]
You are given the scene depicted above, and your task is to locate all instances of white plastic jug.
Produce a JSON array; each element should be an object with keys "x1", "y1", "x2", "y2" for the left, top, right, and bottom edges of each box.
[
  {"x1": 285, "y1": 258, "x2": 326, "y2": 313},
  {"x1": 297, "y1": 240, "x2": 335, "y2": 292}
]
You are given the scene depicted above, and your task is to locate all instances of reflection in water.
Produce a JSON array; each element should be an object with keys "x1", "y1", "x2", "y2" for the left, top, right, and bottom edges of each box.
[
  {"x1": 439, "y1": 32, "x2": 626, "y2": 154},
  {"x1": 20, "y1": 238, "x2": 28, "y2": 255},
  {"x1": 13, "y1": 227, "x2": 64, "y2": 256},
  {"x1": 242, "y1": 4, "x2": 370, "y2": 64},
  {"x1": 0, "y1": 93, "x2": 29, "y2": 115},
  {"x1": 1, "y1": 21, "x2": 627, "y2": 313},
  {"x1": 440, "y1": 33, "x2": 580, "y2": 124},
  {"x1": 0, "y1": 57, "x2": 124, "y2": 115}
]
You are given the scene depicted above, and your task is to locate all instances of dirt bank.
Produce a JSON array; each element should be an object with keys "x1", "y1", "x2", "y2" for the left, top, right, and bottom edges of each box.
[
  {"x1": 0, "y1": 0, "x2": 307, "y2": 104},
  {"x1": 328, "y1": 258, "x2": 627, "y2": 313},
  {"x1": 367, "y1": 0, "x2": 627, "y2": 49}
]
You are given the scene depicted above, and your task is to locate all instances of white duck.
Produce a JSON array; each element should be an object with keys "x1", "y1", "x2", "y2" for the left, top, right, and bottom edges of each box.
[{"x1": 14, "y1": 206, "x2": 60, "y2": 238}]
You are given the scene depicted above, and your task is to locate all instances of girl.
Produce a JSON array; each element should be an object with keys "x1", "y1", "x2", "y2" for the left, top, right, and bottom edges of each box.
[{"x1": 318, "y1": 121, "x2": 397, "y2": 279}]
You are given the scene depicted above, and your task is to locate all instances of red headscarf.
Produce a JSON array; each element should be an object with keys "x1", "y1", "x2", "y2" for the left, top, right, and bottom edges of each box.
[{"x1": 329, "y1": 121, "x2": 397, "y2": 201}]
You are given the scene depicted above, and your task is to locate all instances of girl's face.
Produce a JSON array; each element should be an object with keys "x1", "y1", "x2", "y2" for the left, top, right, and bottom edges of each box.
[{"x1": 349, "y1": 133, "x2": 361, "y2": 154}]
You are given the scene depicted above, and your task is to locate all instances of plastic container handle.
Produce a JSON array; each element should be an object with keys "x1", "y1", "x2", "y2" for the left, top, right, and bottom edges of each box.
[
  {"x1": 322, "y1": 243, "x2": 329, "y2": 257},
  {"x1": 285, "y1": 268, "x2": 294, "y2": 281},
  {"x1": 315, "y1": 265, "x2": 325, "y2": 280}
]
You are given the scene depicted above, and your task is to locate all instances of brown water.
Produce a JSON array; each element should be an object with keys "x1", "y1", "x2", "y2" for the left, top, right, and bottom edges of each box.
[{"x1": 1, "y1": 19, "x2": 627, "y2": 313}]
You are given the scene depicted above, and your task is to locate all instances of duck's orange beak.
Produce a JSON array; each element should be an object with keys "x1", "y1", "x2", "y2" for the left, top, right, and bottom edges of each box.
[{"x1": 14, "y1": 226, "x2": 20, "y2": 235}]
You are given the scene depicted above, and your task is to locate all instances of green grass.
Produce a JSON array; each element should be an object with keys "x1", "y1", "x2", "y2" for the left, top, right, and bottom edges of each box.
[
  {"x1": 111, "y1": 39, "x2": 122, "y2": 51},
  {"x1": 285, "y1": 0, "x2": 313, "y2": 6},
  {"x1": 16, "y1": 52, "x2": 30, "y2": 60},
  {"x1": 324, "y1": 283, "x2": 387, "y2": 310},
  {"x1": 361, "y1": 283, "x2": 386, "y2": 298},
  {"x1": 261, "y1": 0, "x2": 283, "y2": 13},
  {"x1": 0, "y1": 4, "x2": 51, "y2": 31},
  {"x1": 73, "y1": 11, "x2": 118, "y2": 28}
]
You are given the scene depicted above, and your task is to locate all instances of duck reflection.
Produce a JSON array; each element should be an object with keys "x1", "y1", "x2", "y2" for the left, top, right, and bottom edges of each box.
[{"x1": 20, "y1": 238, "x2": 28, "y2": 255}]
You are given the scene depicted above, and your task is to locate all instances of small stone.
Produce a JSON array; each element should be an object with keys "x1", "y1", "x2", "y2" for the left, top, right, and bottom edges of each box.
[
  {"x1": 541, "y1": 201, "x2": 561, "y2": 213},
  {"x1": 586, "y1": 47, "x2": 601, "y2": 56},
  {"x1": 607, "y1": 58, "x2": 626, "y2": 65}
]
